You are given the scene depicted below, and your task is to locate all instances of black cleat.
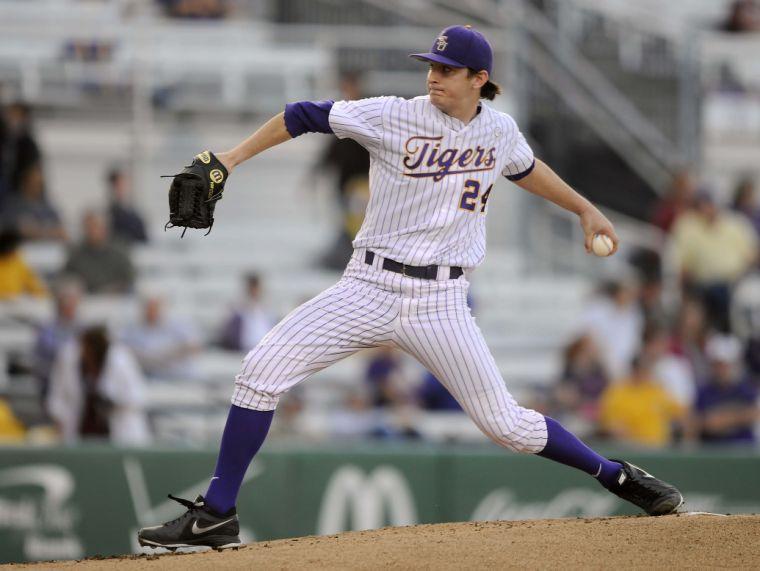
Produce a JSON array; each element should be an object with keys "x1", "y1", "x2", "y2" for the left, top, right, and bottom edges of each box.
[
  {"x1": 138, "y1": 494, "x2": 241, "y2": 550},
  {"x1": 609, "y1": 459, "x2": 684, "y2": 516}
]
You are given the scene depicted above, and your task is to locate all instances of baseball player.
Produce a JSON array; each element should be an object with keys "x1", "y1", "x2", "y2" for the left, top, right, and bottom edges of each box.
[{"x1": 138, "y1": 25, "x2": 683, "y2": 551}]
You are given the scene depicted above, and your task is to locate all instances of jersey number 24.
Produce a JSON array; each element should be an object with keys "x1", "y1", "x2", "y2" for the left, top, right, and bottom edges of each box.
[{"x1": 459, "y1": 179, "x2": 493, "y2": 213}]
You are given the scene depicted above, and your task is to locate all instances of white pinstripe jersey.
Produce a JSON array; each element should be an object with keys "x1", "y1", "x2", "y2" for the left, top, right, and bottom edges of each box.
[{"x1": 328, "y1": 95, "x2": 534, "y2": 268}]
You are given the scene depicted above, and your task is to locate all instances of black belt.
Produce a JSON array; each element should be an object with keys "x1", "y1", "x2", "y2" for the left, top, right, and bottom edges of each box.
[{"x1": 364, "y1": 251, "x2": 463, "y2": 280}]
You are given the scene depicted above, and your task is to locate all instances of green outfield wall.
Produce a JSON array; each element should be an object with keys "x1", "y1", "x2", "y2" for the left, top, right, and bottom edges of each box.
[{"x1": 0, "y1": 444, "x2": 758, "y2": 563}]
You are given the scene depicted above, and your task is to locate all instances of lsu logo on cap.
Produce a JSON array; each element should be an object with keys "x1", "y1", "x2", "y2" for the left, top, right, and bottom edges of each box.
[
  {"x1": 435, "y1": 35, "x2": 448, "y2": 51},
  {"x1": 209, "y1": 169, "x2": 224, "y2": 184},
  {"x1": 197, "y1": 151, "x2": 212, "y2": 164}
]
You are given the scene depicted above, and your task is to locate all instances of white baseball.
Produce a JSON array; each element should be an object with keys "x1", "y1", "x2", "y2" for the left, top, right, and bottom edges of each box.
[{"x1": 591, "y1": 234, "x2": 614, "y2": 257}]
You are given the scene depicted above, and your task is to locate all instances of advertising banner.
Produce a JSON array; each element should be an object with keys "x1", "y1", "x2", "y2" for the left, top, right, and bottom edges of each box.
[{"x1": 0, "y1": 444, "x2": 757, "y2": 563}]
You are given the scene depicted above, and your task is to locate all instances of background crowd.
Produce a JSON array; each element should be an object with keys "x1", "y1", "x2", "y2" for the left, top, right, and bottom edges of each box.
[
  {"x1": 0, "y1": 97, "x2": 277, "y2": 445},
  {"x1": 0, "y1": 19, "x2": 759, "y2": 449}
]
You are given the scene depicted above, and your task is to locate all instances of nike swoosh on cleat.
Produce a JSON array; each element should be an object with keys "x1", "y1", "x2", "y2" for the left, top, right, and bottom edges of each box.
[{"x1": 192, "y1": 518, "x2": 235, "y2": 535}]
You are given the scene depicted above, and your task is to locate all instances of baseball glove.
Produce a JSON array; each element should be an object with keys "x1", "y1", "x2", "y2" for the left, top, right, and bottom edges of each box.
[{"x1": 164, "y1": 150, "x2": 228, "y2": 237}]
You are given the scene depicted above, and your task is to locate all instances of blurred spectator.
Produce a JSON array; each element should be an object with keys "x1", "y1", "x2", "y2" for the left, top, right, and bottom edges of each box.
[
  {"x1": 316, "y1": 72, "x2": 370, "y2": 270},
  {"x1": 158, "y1": 0, "x2": 229, "y2": 19},
  {"x1": 670, "y1": 295, "x2": 712, "y2": 383},
  {"x1": 107, "y1": 166, "x2": 148, "y2": 246},
  {"x1": 731, "y1": 252, "x2": 760, "y2": 339},
  {"x1": 0, "y1": 398, "x2": 25, "y2": 442},
  {"x1": 695, "y1": 335, "x2": 758, "y2": 445},
  {"x1": 641, "y1": 323, "x2": 696, "y2": 409},
  {"x1": 745, "y1": 338, "x2": 760, "y2": 384},
  {"x1": 731, "y1": 176, "x2": 760, "y2": 238},
  {"x1": 651, "y1": 170, "x2": 696, "y2": 233},
  {"x1": 721, "y1": 0, "x2": 760, "y2": 32},
  {"x1": 580, "y1": 278, "x2": 643, "y2": 380},
  {"x1": 418, "y1": 371, "x2": 462, "y2": 411},
  {"x1": 47, "y1": 325, "x2": 151, "y2": 445},
  {"x1": 550, "y1": 333, "x2": 608, "y2": 426},
  {"x1": 62, "y1": 39, "x2": 114, "y2": 63},
  {"x1": 328, "y1": 386, "x2": 381, "y2": 440},
  {"x1": 60, "y1": 40, "x2": 117, "y2": 96},
  {"x1": 320, "y1": 73, "x2": 369, "y2": 213},
  {"x1": 730, "y1": 261, "x2": 760, "y2": 382},
  {"x1": 599, "y1": 353, "x2": 687, "y2": 448},
  {"x1": 0, "y1": 354, "x2": 25, "y2": 442},
  {"x1": 62, "y1": 210, "x2": 135, "y2": 294},
  {"x1": 365, "y1": 346, "x2": 410, "y2": 408},
  {"x1": 673, "y1": 191, "x2": 758, "y2": 331},
  {"x1": 0, "y1": 227, "x2": 47, "y2": 300},
  {"x1": 714, "y1": 61, "x2": 747, "y2": 94},
  {"x1": 121, "y1": 294, "x2": 202, "y2": 381},
  {"x1": 1, "y1": 162, "x2": 67, "y2": 242},
  {"x1": 0, "y1": 352, "x2": 5, "y2": 392},
  {"x1": 0, "y1": 101, "x2": 42, "y2": 197},
  {"x1": 330, "y1": 385, "x2": 419, "y2": 441},
  {"x1": 363, "y1": 348, "x2": 420, "y2": 439},
  {"x1": 629, "y1": 248, "x2": 666, "y2": 323},
  {"x1": 218, "y1": 273, "x2": 275, "y2": 351},
  {"x1": 33, "y1": 278, "x2": 84, "y2": 399}
]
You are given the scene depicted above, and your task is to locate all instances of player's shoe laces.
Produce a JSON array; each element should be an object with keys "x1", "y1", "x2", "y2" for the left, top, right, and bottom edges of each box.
[
  {"x1": 609, "y1": 459, "x2": 684, "y2": 516},
  {"x1": 137, "y1": 494, "x2": 241, "y2": 550}
]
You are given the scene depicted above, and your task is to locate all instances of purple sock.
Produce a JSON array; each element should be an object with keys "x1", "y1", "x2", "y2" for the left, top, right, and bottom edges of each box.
[
  {"x1": 537, "y1": 416, "x2": 621, "y2": 489},
  {"x1": 204, "y1": 405, "x2": 274, "y2": 514}
]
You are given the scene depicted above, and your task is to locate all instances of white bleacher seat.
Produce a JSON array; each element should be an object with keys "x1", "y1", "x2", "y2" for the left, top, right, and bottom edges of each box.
[
  {"x1": 20, "y1": 242, "x2": 66, "y2": 277},
  {"x1": 0, "y1": 321, "x2": 36, "y2": 354},
  {"x1": 0, "y1": 298, "x2": 51, "y2": 325},
  {"x1": 145, "y1": 382, "x2": 212, "y2": 409},
  {"x1": 495, "y1": 353, "x2": 562, "y2": 389},
  {"x1": 413, "y1": 412, "x2": 486, "y2": 443},
  {"x1": 151, "y1": 411, "x2": 229, "y2": 445},
  {"x1": 79, "y1": 295, "x2": 139, "y2": 328},
  {"x1": 194, "y1": 349, "x2": 245, "y2": 381},
  {"x1": 0, "y1": 4, "x2": 331, "y2": 112}
]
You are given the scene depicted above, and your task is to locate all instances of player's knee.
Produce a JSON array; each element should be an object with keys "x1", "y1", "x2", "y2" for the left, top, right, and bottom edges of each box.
[{"x1": 479, "y1": 407, "x2": 544, "y2": 454}]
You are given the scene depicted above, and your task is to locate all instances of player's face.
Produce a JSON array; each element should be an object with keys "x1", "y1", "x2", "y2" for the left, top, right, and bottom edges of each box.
[{"x1": 426, "y1": 63, "x2": 479, "y2": 110}]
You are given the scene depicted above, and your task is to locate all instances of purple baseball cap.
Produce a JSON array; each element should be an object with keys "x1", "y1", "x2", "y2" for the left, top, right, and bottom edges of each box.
[{"x1": 410, "y1": 25, "x2": 493, "y2": 76}]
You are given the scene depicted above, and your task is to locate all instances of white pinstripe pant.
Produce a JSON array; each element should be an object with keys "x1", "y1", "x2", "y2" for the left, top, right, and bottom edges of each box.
[{"x1": 232, "y1": 249, "x2": 548, "y2": 453}]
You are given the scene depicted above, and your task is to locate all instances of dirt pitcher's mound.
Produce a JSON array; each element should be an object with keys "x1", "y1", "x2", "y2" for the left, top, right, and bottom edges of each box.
[{"x1": 6, "y1": 514, "x2": 760, "y2": 570}]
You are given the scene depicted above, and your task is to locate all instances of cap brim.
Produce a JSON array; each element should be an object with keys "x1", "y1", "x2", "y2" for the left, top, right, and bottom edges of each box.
[{"x1": 409, "y1": 53, "x2": 467, "y2": 68}]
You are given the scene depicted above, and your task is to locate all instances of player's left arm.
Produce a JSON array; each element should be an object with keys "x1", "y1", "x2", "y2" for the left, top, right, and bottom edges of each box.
[
  {"x1": 513, "y1": 159, "x2": 620, "y2": 255},
  {"x1": 214, "y1": 111, "x2": 296, "y2": 173},
  {"x1": 215, "y1": 97, "x2": 383, "y2": 174}
]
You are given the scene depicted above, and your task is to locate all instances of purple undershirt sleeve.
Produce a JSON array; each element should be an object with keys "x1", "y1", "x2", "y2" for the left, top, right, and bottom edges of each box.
[{"x1": 283, "y1": 100, "x2": 335, "y2": 137}]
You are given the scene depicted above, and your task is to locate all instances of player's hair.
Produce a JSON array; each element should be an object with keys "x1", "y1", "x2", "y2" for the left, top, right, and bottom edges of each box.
[{"x1": 468, "y1": 69, "x2": 502, "y2": 100}]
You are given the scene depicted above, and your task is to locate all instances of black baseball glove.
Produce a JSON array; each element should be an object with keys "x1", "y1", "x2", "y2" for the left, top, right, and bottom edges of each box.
[{"x1": 164, "y1": 150, "x2": 229, "y2": 236}]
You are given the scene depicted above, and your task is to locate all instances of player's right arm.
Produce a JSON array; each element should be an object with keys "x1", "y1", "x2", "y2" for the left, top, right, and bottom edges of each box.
[{"x1": 515, "y1": 159, "x2": 620, "y2": 256}]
